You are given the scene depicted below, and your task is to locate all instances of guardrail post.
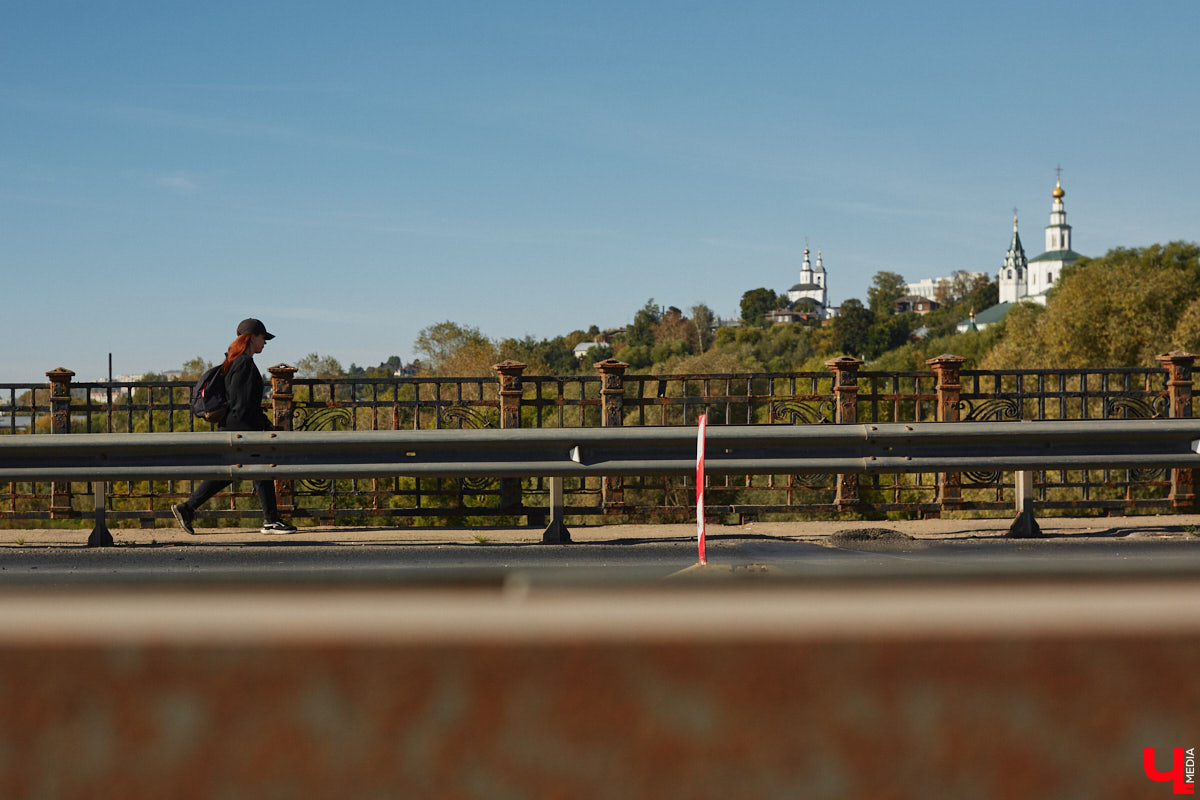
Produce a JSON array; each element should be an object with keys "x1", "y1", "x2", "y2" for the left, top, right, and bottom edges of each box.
[
  {"x1": 825, "y1": 356, "x2": 861, "y2": 507},
  {"x1": 87, "y1": 480, "x2": 113, "y2": 547},
  {"x1": 493, "y1": 361, "x2": 530, "y2": 523},
  {"x1": 269, "y1": 363, "x2": 297, "y2": 516},
  {"x1": 47, "y1": 368, "x2": 75, "y2": 519},
  {"x1": 595, "y1": 358, "x2": 629, "y2": 512},
  {"x1": 1159, "y1": 350, "x2": 1197, "y2": 508},
  {"x1": 926, "y1": 354, "x2": 967, "y2": 511}
]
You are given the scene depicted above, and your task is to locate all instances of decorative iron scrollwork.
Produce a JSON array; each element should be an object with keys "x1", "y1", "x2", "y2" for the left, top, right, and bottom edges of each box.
[
  {"x1": 964, "y1": 470, "x2": 1002, "y2": 486},
  {"x1": 955, "y1": 400, "x2": 1020, "y2": 484},
  {"x1": 772, "y1": 399, "x2": 834, "y2": 488},
  {"x1": 771, "y1": 399, "x2": 833, "y2": 425},
  {"x1": 793, "y1": 473, "x2": 835, "y2": 489},
  {"x1": 1104, "y1": 396, "x2": 1166, "y2": 420},
  {"x1": 960, "y1": 398, "x2": 1021, "y2": 422},
  {"x1": 293, "y1": 406, "x2": 354, "y2": 431},
  {"x1": 292, "y1": 406, "x2": 354, "y2": 494},
  {"x1": 440, "y1": 405, "x2": 499, "y2": 490},
  {"x1": 440, "y1": 405, "x2": 498, "y2": 430},
  {"x1": 1103, "y1": 396, "x2": 1169, "y2": 481}
]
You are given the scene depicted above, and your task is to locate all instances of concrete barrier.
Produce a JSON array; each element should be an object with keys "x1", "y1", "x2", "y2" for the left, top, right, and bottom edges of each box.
[{"x1": 0, "y1": 580, "x2": 1197, "y2": 798}]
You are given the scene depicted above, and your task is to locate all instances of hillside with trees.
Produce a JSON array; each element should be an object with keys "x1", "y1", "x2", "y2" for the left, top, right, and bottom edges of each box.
[
  {"x1": 981, "y1": 241, "x2": 1200, "y2": 369},
  {"x1": 262, "y1": 241, "x2": 1200, "y2": 380}
]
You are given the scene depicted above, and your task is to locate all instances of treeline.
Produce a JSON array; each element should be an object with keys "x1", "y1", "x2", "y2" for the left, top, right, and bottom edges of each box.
[
  {"x1": 173, "y1": 241, "x2": 1200, "y2": 380},
  {"x1": 981, "y1": 241, "x2": 1200, "y2": 369}
]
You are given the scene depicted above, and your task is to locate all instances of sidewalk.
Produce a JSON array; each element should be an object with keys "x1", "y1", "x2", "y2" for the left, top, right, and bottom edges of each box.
[{"x1": 3, "y1": 512, "x2": 1199, "y2": 547}]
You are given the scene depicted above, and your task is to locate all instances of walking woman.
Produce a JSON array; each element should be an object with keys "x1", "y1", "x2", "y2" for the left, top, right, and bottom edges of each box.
[{"x1": 172, "y1": 318, "x2": 297, "y2": 534}]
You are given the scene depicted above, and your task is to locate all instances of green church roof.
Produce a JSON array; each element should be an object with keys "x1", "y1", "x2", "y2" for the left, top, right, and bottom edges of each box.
[
  {"x1": 1029, "y1": 249, "x2": 1083, "y2": 263},
  {"x1": 970, "y1": 302, "x2": 1015, "y2": 326}
]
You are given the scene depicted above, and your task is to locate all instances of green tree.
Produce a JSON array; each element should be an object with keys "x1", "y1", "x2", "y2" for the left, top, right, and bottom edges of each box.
[
  {"x1": 1172, "y1": 296, "x2": 1200, "y2": 352},
  {"x1": 982, "y1": 242, "x2": 1200, "y2": 369},
  {"x1": 978, "y1": 302, "x2": 1047, "y2": 369},
  {"x1": 740, "y1": 288, "x2": 785, "y2": 328},
  {"x1": 866, "y1": 312, "x2": 916, "y2": 358},
  {"x1": 414, "y1": 321, "x2": 498, "y2": 376},
  {"x1": 963, "y1": 278, "x2": 998, "y2": 313},
  {"x1": 626, "y1": 299, "x2": 662, "y2": 348},
  {"x1": 830, "y1": 299, "x2": 874, "y2": 357},
  {"x1": 618, "y1": 344, "x2": 653, "y2": 370},
  {"x1": 295, "y1": 353, "x2": 345, "y2": 379},
  {"x1": 180, "y1": 356, "x2": 212, "y2": 380},
  {"x1": 867, "y1": 271, "x2": 907, "y2": 315},
  {"x1": 498, "y1": 335, "x2": 578, "y2": 374},
  {"x1": 690, "y1": 303, "x2": 716, "y2": 352}
]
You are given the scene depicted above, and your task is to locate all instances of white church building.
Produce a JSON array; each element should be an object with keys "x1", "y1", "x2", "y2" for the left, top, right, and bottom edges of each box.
[
  {"x1": 786, "y1": 247, "x2": 837, "y2": 319},
  {"x1": 998, "y1": 177, "x2": 1083, "y2": 305},
  {"x1": 959, "y1": 176, "x2": 1086, "y2": 333}
]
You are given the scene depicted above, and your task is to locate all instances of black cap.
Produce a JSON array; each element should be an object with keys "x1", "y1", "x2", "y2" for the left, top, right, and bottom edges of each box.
[{"x1": 236, "y1": 318, "x2": 275, "y2": 340}]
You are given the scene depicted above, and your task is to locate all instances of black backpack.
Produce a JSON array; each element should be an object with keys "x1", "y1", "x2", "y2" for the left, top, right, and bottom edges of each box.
[{"x1": 190, "y1": 364, "x2": 229, "y2": 424}]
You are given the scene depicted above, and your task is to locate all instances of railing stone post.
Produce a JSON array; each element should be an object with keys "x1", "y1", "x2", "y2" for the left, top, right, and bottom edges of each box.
[
  {"x1": 825, "y1": 356, "x2": 861, "y2": 507},
  {"x1": 269, "y1": 363, "x2": 297, "y2": 515},
  {"x1": 494, "y1": 361, "x2": 526, "y2": 430},
  {"x1": 1158, "y1": 351, "x2": 1197, "y2": 508},
  {"x1": 926, "y1": 354, "x2": 967, "y2": 510},
  {"x1": 594, "y1": 358, "x2": 629, "y2": 510},
  {"x1": 47, "y1": 368, "x2": 75, "y2": 518},
  {"x1": 269, "y1": 363, "x2": 297, "y2": 431},
  {"x1": 493, "y1": 360, "x2": 526, "y2": 512}
]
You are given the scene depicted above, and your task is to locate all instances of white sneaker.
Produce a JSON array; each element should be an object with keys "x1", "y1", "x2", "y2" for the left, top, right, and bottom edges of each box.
[{"x1": 260, "y1": 520, "x2": 298, "y2": 534}]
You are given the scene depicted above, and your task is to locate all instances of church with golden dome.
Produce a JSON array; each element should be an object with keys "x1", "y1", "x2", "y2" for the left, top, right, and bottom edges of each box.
[
  {"x1": 785, "y1": 246, "x2": 833, "y2": 318},
  {"x1": 998, "y1": 175, "x2": 1084, "y2": 305}
]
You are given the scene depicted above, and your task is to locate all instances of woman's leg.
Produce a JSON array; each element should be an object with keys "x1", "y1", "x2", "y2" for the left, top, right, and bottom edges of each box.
[
  {"x1": 183, "y1": 480, "x2": 230, "y2": 511},
  {"x1": 171, "y1": 479, "x2": 230, "y2": 533},
  {"x1": 254, "y1": 479, "x2": 279, "y2": 522},
  {"x1": 255, "y1": 480, "x2": 297, "y2": 533}
]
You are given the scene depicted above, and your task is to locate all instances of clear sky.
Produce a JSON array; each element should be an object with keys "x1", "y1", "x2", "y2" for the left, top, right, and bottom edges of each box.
[{"x1": 3, "y1": 1, "x2": 1198, "y2": 383}]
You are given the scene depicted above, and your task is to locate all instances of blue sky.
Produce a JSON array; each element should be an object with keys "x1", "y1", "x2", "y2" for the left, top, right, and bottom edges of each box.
[{"x1": 3, "y1": 1, "x2": 1198, "y2": 382}]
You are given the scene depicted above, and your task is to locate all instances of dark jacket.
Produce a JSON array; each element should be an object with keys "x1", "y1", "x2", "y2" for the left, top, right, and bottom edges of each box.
[{"x1": 221, "y1": 352, "x2": 272, "y2": 432}]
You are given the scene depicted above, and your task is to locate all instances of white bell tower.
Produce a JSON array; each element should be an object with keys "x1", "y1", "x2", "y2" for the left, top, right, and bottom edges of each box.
[{"x1": 998, "y1": 212, "x2": 1028, "y2": 304}]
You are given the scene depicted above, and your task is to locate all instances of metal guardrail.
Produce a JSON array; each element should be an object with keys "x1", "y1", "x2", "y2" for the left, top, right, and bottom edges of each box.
[
  {"x1": 8, "y1": 354, "x2": 1195, "y2": 524},
  {"x1": 2, "y1": 421, "x2": 1199, "y2": 480},
  {"x1": 2, "y1": 420, "x2": 1198, "y2": 546}
]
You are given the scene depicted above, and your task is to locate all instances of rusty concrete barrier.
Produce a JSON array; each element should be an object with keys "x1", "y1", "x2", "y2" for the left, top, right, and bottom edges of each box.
[{"x1": 0, "y1": 581, "x2": 1197, "y2": 799}]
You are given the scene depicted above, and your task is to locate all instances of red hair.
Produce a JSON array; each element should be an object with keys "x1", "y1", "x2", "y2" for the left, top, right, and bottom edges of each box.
[{"x1": 222, "y1": 334, "x2": 253, "y2": 374}]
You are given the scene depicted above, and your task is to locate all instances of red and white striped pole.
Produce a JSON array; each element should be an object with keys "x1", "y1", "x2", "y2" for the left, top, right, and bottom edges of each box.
[{"x1": 696, "y1": 413, "x2": 707, "y2": 566}]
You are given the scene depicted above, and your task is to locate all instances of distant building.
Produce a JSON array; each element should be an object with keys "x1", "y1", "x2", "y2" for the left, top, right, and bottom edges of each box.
[
  {"x1": 765, "y1": 308, "x2": 802, "y2": 325},
  {"x1": 88, "y1": 387, "x2": 131, "y2": 403},
  {"x1": 894, "y1": 295, "x2": 940, "y2": 315},
  {"x1": 903, "y1": 278, "x2": 941, "y2": 300},
  {"x1": 574, "y1": 341, "x2": 605, "y2": 359},
  {"x1": 972, "y1": 174, "x2": 1086, "y2": 330},
  {"x1": 785, "y1": 248, "x2": 838, "y2": 319},
  {"x1": 87, "y1": 372, "x2": 146, "y2": 403},
  {"x1": 955, "y1": 303, "x2": 1014, "y2": 333},
  {"x1": 999, "y1": 177, "x2": 1083, "y2": 305},
  {"x1": 904, "y1": 272, "x2": 988, "y2": 302}
]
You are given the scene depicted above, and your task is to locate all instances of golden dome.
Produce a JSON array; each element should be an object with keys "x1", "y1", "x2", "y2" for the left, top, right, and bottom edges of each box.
[{"x1": 1052, "y1": 180, "x2": 1065, "y2": 200}]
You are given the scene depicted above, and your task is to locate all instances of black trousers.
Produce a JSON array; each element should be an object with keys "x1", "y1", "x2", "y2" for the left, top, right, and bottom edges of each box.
[{"x1": 182, "y1": 479, "x2": 279, "y2": 522}]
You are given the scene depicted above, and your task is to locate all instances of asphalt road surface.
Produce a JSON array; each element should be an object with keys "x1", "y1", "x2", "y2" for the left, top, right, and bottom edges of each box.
[{"x1": 3, "y1": 524, "x2": 1200, "y2": 587}]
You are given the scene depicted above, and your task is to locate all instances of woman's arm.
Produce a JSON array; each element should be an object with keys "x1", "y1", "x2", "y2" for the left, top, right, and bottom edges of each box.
[{"x1": 225, "y1": 355, "x2": 270, "y2": 430}]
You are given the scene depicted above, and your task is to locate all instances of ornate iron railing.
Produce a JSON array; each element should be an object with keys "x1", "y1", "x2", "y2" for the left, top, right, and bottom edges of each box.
[{"x1": 1, "y1": 352, "x2": 1194, "y2": 527}]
